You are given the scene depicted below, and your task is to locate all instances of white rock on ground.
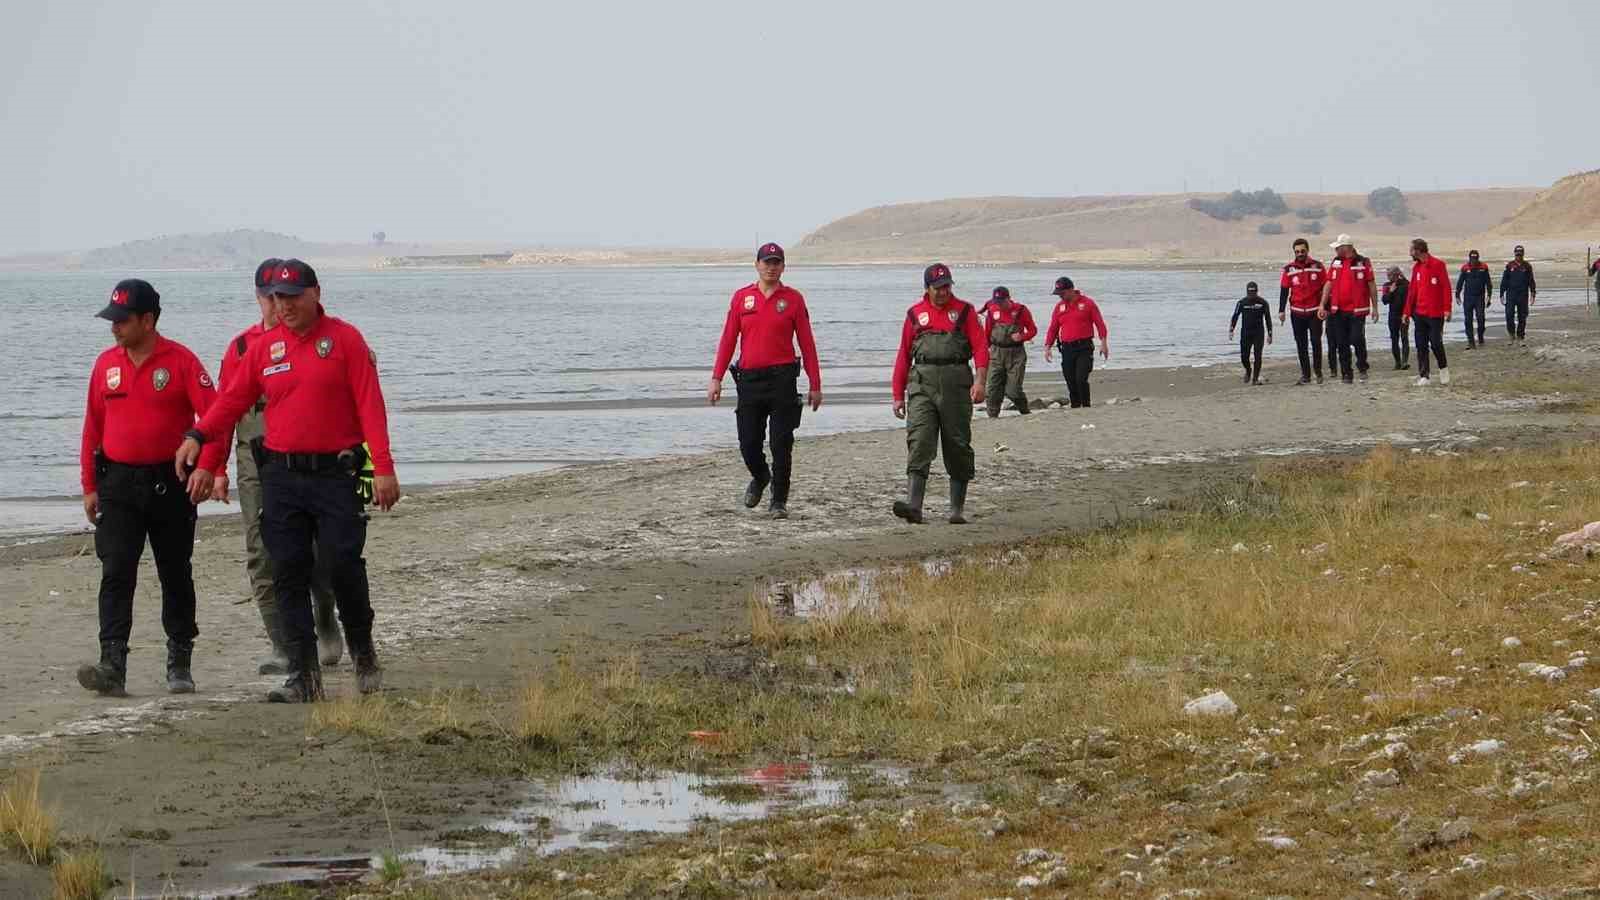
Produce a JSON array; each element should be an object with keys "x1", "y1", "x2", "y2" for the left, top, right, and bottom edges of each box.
[
  {"x1": 1475, "y1": 512, "x2": 1491, "y2": 521},
  {"x1": 1449, "y1": 740, "x2": 1505, "y2": 763},
  {"x1": 1016, "y1": 875, "x2": 1042, "y2": 890},
  {"x1": 1257, "y1": 836, "x2": 1298, "y2": 851},
  {"x1": 1182, "y1": 691, "x2": 1238, "y2": 717},
  {"x1": 1502, "y1": 636, "x2": 1523, "y2": 649},
  {"x1": 1555, "y1": 521, "x2": 1600, "y2": 546},
  {"x1": 1360, "y1": 769, "x2": 1401, "y2": 788}
]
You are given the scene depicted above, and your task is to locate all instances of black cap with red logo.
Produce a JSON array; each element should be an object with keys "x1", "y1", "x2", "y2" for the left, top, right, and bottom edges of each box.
[
  {"x1": 96, "y1": 279, "x2": 161, "y2": 322},
  {"x1": 1052, "y1": 276, "x2": 1076, "y2": 295},
  {"x1": 254, "y1": 258, "x2": 284, "y2": 292},
  {"x1": 265, "y1": 258, "x2": 320, "y2": 296},
  {"x1": 924, "y1": 263, "x2": 953, "y2": 289},
  {"x1": 991, "y1": 286, "x2": 1011, "y2": 301},
  {"x1": 757, "y1": 242, "x2": 785, "y2": 263}
]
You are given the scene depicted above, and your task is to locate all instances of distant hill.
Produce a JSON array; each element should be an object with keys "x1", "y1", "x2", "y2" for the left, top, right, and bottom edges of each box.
[
  {"x1": 75, "y1": 229, "x2": 334, "y2": 270},
  {"x1": 798, "y1": 188, "x2": 1540, "y2": 265},
  {"x1": 1488, "y1": 169, "x2": 1600, "y2": 238}
]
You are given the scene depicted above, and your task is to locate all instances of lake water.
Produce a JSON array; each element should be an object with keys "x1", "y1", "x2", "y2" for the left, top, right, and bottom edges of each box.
[{"x1": 0, "y1": 264, "x2": 1583, "y2": 536}]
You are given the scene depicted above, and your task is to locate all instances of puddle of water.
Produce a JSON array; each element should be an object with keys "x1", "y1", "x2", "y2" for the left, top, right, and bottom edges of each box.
[
  {"x1": 766, "y1": 557, "x2": 959, "y2": 619},
  {"x1": 404, "y1": 762, "x2": 890, "y2": 874}
]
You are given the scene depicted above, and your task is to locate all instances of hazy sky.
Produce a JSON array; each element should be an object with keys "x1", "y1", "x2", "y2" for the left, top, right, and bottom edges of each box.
[{"x1": 4, "y1": 0, "x2": 1596, "y2": 255}]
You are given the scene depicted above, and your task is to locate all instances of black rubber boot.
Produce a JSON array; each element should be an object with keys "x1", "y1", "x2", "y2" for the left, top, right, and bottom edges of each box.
[
  {"x1": 892, "y1": 475, "x2": 927, "y2": 524},
  {"x1": 77, "y1": 640, "x2": 128, "y2": 697},
  {"x1": 948, "y1": 480, "x2": 969, "y2": 525},
  {"x1": 266, "y1": 643, "x2": 325, "y2": 703},
  {"x1": 165, "y1": 639, "x2": 195, "y2": 694},
  {"x1": 349, "y1": 633, "x2": 384, "y2": 695},
  {"x1": 743, "y1": 476, "x2": 769, "y2": 509}
]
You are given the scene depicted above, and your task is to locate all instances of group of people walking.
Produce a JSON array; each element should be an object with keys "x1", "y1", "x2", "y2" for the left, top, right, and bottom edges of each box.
[{"x1": 77, "y1": 260, "x2": 398, "y2": 704}]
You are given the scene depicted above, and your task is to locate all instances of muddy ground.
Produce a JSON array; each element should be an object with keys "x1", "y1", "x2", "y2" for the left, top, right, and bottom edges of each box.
[{"x1": 2, "y1": 307, "x2": 1599, "y2": 897}]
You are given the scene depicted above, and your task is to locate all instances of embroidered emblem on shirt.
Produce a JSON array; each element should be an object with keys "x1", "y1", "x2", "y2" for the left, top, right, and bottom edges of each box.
[
  {"x1": 152, "y1": 368, "x2": 170, "y2": 391},
  {"x1": 776, "y1": 299, "x2": 788, "y2": 313},
  {"x1": 106, "y1": 367, "x2": 121, "y2": 390},
  {"x1": 743, "y1": 296, "x2": 757, "y2": 311},
  {"x1": 946, "y1": 309, "x2": 959, "y2": 323},
  {"x1": 316, "y1": 337, "x2": 333, "y2": 358},
  {"x1": 199, "y1": 371, "x2": 213, "y2": 388},
  {"x1": 269, "y1": 341, "x2": 287, "y2": 363},
  {"x1": 917, "y1": 311, "x2": 931, "y2": 326}
]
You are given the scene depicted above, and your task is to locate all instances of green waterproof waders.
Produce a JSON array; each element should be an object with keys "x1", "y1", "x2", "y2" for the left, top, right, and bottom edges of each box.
[
  {"x1": 984, "y1": 330, "x2": 1029, "y2": 417},
  {"x1": 904, "y1": 322, "x2": 977, "y2": 481}
]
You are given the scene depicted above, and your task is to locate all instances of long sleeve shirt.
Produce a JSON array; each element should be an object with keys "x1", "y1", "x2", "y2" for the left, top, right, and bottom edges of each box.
[
  {"x1": 1455, "y1": 262, "x2": 1493, "y2": 302},
  {"x1": 1230, "y1": 296, "x2": 1273, "y2": 336},
  {"x1": 1278, "y1": 258, "x2": 1327, "y2": 315},
  {"x1": 1043, "y1": 294, "x2": 1109, "y2": 345},
  {"x1": 979, "y1": 300, "x2": 1038, "y2": 345},
  {"x1": 1381, "y1": 278, "x2": 1409, "y2": 318},
  {"x1": 710, "y1": 282, "x2": 821, "y2": 387},
  {"x1": 890, "y1": 295, "x2": 989, "y2": 402},
  {"x1": 1500, "y1": 261, "x2": 1537, "y2": 300},
  {"x1": 1404, "y1": 256, "x2": 1453, "y2": 318},
  {"x1": 80, "y1": 335, "x2": 223, "y2": 492}
]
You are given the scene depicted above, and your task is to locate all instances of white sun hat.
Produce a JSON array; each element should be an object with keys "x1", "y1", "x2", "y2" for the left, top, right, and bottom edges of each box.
[{"x1": 1329, "y1": 233, "x2": 1356, "y2": 249}]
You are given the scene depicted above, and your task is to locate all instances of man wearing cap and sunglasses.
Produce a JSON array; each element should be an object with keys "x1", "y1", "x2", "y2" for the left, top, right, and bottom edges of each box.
[
  {"x1": 211, "y1": 259, "x2": 343, "y2": 676},
  {"x1": 177, "y1": 259, "x2": 399, "y2": 703},
  {"x1": 891, "y1": 263, "x2": 988, "y2": 525},
  {"x1": 1278, "y1": 238, "x2": 1329, "y2": 384},
  {"x1": 1042, "y1": 277, "x2": 1109, "y2": 408},
  {"x1": 708, "y1": 243, "x2": 823, "y2": 520},
  {"x1": 1455, "y1": 250, "x2": 1493, "y2": 348},
  {"x1": 978, "y1": 286, "x2": 1037, "y2": 417},
  {"x1": 77, "y1": 279, "x2": 224, "y2": 698},
  {"x1": 1499, "y1": 245, "x2": 1537, "y2": 342}
]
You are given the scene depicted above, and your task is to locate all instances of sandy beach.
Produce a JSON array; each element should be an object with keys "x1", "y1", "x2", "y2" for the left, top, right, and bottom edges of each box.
[{"x1": 3, "y1": 305, "x2": 1599, "y2": 896}]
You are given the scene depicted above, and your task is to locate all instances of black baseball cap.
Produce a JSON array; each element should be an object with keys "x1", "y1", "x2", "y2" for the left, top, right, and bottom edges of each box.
[
  {"x1": 1514, "y1": 245, "x2": 1525, "y2": 253},
  {"x1": 1246, "y1": 281, "x2": 1259, "y2": 291},
  {"x1": 757, "y1": 242, "x2": 785, "y2": 263},
  {"x1": 1468, "y1": 250, "x2": 1480, "y2": 258},
  {"x1": 991, "y1": 286, "x2": 1010, "y2": 301},
  {"x1": 1052, "y1": 276, "x2": 1075, "y2": 295},
  {"x1": 96, "y1": 279, "x2": 160, "y2": 322},
  {"x1": 254, "y1": 257, "x2": 284, "y2": 292},
  {"x1": 924, "y1": 263, "x2": 953, "y2": 289},
  {"x1": 265, "y1": 258, "x2": 319, "y2": 296}
]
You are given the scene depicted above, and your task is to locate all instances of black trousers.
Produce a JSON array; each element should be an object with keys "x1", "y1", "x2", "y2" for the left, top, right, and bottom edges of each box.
[
  {"x1": 1239, "y1": 329, "x2": 1264, "y2": 381},
  {"x1": 734, "y1": 372, "x2": 802, "y2": 505},
  {"x1": 1326, "y1": 321, "x2": 1341, "y2": 376},
  {"x1": 1462, "y1": 298, "x2": 1486, "y2": 343},
  {"x1": 260, "y1": 461, "x2": 374, "y2": 662},
  {"x1": 94, "y1": 460, "x2": 199, "y2": 645},
  {"x1": 1289, "y1": 314, "x2": 1324, "y2": 380},
  {"x1": 1387, "y1": 315, "x2": 1410, "y2": 366},
  {"x1": 1413, "y1": 315, "x2": 1448, "y2": 378},
  {"x1": 1504, "y1": 295, "x2": 1529, "y2": 338},
  {"x1": 1059, "y1": 339, "x2": 1095, "y2": 408},
  {"x1": 1331, "y1": 312, "x2": 1370, "y2": 378}
]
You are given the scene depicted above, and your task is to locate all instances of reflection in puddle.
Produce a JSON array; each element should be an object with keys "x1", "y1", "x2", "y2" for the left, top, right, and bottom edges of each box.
[{"x1": 768, "y1": 554, "x2": 1018, "y2": 620}]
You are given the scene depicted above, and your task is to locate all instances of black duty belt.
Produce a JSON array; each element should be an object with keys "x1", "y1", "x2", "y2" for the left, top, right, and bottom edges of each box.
[
  {"x1": 730, "y1": 361, "x2": 800, "y2": 383},
  {"x1": 914, "y1": 357, "x2": 969, "y2": 365},
  {"x1": 98, "y1": 456, "x2": 182, "y2": 493},
  {"x1": 263, "y1": 447, "x2": 365, "y2": 475},
  {"x1": 989, "y1": 342, "x2": 1023, "y2": 349},
  {"x1": 1058, "y1": 339, "x2": 1094, "y2": 350}
]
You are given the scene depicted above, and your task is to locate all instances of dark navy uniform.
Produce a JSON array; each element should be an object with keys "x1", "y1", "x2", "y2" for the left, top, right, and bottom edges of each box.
[
  {"x1": 1455, "y1": 259, "x2": 1492, "y2": 346},
  {"x1": 1500, "y1": 255, "x2": 1537, "y2": 340}
]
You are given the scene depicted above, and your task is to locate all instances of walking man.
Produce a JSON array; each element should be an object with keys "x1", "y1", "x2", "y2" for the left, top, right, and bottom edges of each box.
[
  {"x1": 1229, "y1": 282, "x2": 1273, "y2": 385},
  {"x1": 890, "y1": 263, "x2": 988, "y2": 525},
  {"x1": 1042, "y1": 277, "x2": 1109, "y2": 407},
  {"x1": 78, "y1": 279, "x2": 223, "y2": 697},
  {"x1": 1455, "y1": 250, "x2": 1493, "y2": 348},
  {"x1": 1321, "y1": 234, "x2": 1377, "y2": 383},
  {"x1": 1404, "y1": 239, "x2": 1453, "y2": 386},
  {"x1": 178, "y1": 260, "x2": 399, "y2": 702},
  {"x1": 979, "y1": 286, "x2": 1037, "y2": 417},
  {"x1": 214, "y1": 259, "x2": 343, "y2": 674},
  {"x1": 1382, "y1": 266, "x2": 1411, "y2": 370},
  {"x1": 1278, "y1": 238, "x2": 1328, "y2": 384},
  {"x1": 1499, "y1": 245, "x2": 1537, "y2": 342},
  {"x1": 708, "y1": 242, "x2": 823, "y2": 519}
]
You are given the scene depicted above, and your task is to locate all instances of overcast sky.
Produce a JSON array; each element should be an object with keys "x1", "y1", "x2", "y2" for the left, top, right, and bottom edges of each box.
[{"x1": 3, "y1": 0, "x2": 1596, "y2": 255}]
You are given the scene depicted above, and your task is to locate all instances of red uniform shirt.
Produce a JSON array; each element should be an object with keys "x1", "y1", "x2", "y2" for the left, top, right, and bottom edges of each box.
[
  {"x1": 890, "y1": 295, "x2": 989, "y2": 402},
  {"x1": 80, "y1": 334, "x2": 223, "y2": 493},
  {"x1": 1279, "y1": 258, "x2": 1326, "y2": 314},
  {"x1": 979, "y1": 300, "x2": 1038, "y2": 344},
  {"x1": 208, "y1": 321, "x2": 274, "y2": 470},
  {"x1": 1043, "y1": 294, "x2": 1108, "y2": 345},
  {"x1": 1326, "y1": 254, "x2": 1375, "y2": 314},
  {"x1": 711, "y1": 283, "x2": 821, "y2": 387},
  {"x1": 194, "y1": 307, "x2": 396, "y2": 476},
  {"x1": 1404, "y1": 255, "x2": 1453, "y2": 318}
]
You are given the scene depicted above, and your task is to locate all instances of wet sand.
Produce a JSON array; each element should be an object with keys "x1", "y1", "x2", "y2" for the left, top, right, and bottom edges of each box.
[{"x1": 2, "y1": 308, "x2": 1598, "y2": 895}]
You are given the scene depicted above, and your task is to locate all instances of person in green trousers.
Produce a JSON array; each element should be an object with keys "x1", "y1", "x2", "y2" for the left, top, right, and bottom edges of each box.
[
  {"x1": 978, "y1": 286, "x2": 1037, "y2": 417},
  {"x1": 890, "y1": 263, "x2": 989, "y2": 525}
]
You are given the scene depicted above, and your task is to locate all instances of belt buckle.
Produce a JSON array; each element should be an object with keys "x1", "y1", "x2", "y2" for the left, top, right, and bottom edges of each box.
[{"x1": 154, "y1": 481, "x2": 168, "y2": 496}]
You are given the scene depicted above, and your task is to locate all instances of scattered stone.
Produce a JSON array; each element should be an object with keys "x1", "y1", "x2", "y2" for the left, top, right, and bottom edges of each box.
[
  {"x1": 1451, "y1": 648, "x2": 1465, "y2": 657},
  {"x1": 1042, "y1": 867, "x2": 1071, "y2": 887},
  {"x1": 1015, "y1": 848, "x2": 1053, "y2": 868},
  {"x1": 1016, "y1": 875, "x2": 1042, "y2": 890},
  {"x1": 1230, "y1": 542, "x2": 1248, "y2": 553},
  {"x1": 1360, "y1": 769, "x2": 1401, "y2": 788},
  {"x1": 1183, "y1": 691, "x2": 1238, "y2": 717},
  {"x1": 1509, "y1": 481, "x2": 1532, "y2": 489},
  {"x1": 1257, "y1": 836, "x2": 1298, "y2": 851},
  {"x1": 1475, "y1": 512, "x2": 1491, "y2": 522},
  {"x1": 1437, "y1": 818, "x2": 1474, "y2": 846},
  {"x1": 1502, "y1": 636, "x2": 1523, "y2": 649},
  {"x1": 1517, "y1": 662, "x2": 1567, "y2": 682},
  {"x1": 1568, "y1": 656, "x2": 1589, "y2": 670},
  {"x1": 1555, "y1": 521, "x2": 1600, "y2": 546},
  {"x1": 1477, "y1": 888, "x2": 1510, "y2": 900},
  {"x1": 1383, "y1": 742, "x2": 1412, "y2": 762},
  {"x1": 1451, "y1": 854, "x2": 1487, "y2": 875},
  {"x1": 1448, "y1": 740, "x2": 1504, "y2": 764}
]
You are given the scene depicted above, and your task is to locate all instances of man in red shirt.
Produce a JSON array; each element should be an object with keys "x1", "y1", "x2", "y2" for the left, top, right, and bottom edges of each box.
[
  {"x1": 1403, "y1": 238, "x2": 1454, "y2": 386},
  {"x1": 177, "y1": 259, "x2": 399, "y2": 702},
  {"x1": 708, "y1": 243, "x2": 822, "y2": 519},
  {"x1": 212, "y1": 259, "x2": 342, "y2": 674},
  {"x1": 1320, "y1": 235, "x2": 1378, "y2": 384},
  {"x1": 1277, "y1": 238, "x2": 1328, "y2": 384},
  {"x1": 77, "y1": 279, "x2": 222, "y2": 698},
  {"x1": 978, "y1": 286, "x2": 1037, "y2": 417},
  {"x1": 891, "y1": 263, "x2": 988, "y2": 525},
  {"x1": 1042, "y1": 277, "x2": 1109, "y2": 408}
]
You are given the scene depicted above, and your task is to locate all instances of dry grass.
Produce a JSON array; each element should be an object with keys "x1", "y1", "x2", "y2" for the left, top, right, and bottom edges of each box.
[
  {"x1": 49, "y1": 849, "x2": 109, "y2": 900},
  {"x1": 0, "y1": 769, "x2": 56, "y2": 865}
]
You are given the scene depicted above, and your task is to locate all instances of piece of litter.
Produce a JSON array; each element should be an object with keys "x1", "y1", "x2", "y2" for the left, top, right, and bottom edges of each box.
[{"x1": 1183, "y1": 691, "x2": 1238, "y2": 717}]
